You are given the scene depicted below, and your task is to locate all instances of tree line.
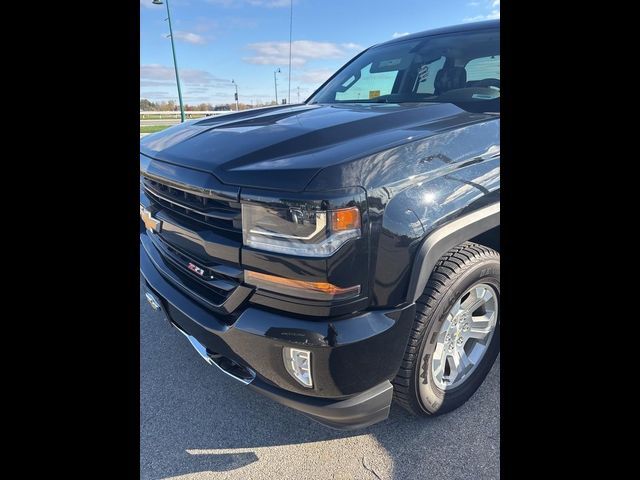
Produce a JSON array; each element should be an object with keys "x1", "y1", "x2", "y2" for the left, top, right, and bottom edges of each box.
[{"x1": 140, "y1": 98, "x2": 280, "y2": 112}]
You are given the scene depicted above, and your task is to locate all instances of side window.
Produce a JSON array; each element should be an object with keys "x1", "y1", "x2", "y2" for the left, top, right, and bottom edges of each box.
[
  {"x1": 415, "y1": 56, "x2": 446, "y2": 94},
  {"x1": 335, "y1": 63, "x2": 398, "y2": 101},
  {"x1": 465, "y1": 55, "x2": 500, "y2": 81}
]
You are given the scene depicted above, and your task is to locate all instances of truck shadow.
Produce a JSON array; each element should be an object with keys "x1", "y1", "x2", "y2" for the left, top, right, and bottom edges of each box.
[{"x1": 140, "y1": 288, "x2": 500, "y2": 479}]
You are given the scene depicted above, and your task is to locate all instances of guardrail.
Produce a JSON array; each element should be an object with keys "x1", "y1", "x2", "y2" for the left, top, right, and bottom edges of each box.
[{"x1": 140, "y1": 111, "x2": 231, "y2": 119}]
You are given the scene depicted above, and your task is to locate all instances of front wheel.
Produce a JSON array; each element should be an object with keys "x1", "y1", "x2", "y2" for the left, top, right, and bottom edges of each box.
[{"x1": 393, "y1": 241, "x2": 500, "y2": 416}]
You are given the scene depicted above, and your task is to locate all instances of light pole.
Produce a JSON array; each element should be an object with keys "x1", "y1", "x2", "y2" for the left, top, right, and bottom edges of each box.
[
  {"x1": 231, "y1": 79, "x2": 239, "y2": 111},
  {"x1": 288, "y1": 0, "x2": 293, "y2": 106},
  {"x1": 274, "y1": 68, "x2": 281, "y2": 104},
  {"x1": 152, "y1": 0, "x2": 185, "y2": 123}
]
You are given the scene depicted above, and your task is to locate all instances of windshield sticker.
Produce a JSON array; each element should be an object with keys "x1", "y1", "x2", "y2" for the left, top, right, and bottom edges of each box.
[
  {"x1": 417, "y1": 64, "x2": 429, "y2": 82},
  {"x1": 472, "y1": 93, "x2": 494, "y2": 99},
  {"x1": 369, "y1": 90, "x2": 381, "y2": 99}
]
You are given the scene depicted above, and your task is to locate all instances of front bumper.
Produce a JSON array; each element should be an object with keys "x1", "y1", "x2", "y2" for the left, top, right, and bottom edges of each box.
[{"x1": 140, "y1": 233, "x2": 415, "y2": 429}]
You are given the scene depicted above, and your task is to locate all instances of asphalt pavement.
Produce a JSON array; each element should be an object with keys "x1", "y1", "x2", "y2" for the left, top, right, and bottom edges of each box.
[{"x1": 140, "y1": 279, "x2": 500, "y2": 479}]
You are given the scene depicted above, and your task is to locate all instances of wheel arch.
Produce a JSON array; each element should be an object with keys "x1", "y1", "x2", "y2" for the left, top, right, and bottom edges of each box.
[{"x1": 405, "y1": 202, "x2": 500, "y2": 303}]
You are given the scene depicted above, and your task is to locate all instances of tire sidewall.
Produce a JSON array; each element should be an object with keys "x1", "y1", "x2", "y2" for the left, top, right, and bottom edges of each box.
[{"x1": 414, "y1": 258, "x2": 500, "y2": 414}]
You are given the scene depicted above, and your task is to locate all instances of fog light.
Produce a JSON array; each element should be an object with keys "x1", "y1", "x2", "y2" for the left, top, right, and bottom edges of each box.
[{"x1": 283, "y1": 347, "x2": 313, "y2": 388}]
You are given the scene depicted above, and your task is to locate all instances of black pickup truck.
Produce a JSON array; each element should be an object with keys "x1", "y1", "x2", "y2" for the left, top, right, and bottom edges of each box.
[{"x1": 140, "y1": 20, "x2": 500, "y2": 429}]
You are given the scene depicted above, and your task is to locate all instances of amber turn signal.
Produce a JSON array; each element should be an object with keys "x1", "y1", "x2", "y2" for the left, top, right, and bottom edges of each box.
[
  {"x1": 330, "y1": 207, "x2": 361, "y2": 232},
  {"x1": 245, "y1": 270, "x2": 361, "y2": 301}
]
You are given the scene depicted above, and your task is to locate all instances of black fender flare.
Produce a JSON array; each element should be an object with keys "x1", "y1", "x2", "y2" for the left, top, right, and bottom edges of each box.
[{"x1": 406, "y1": 202, "x2": 500, "y2": 303}]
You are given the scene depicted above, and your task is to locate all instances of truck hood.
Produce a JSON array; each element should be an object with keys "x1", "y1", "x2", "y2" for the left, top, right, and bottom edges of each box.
[{"x1": 140, "y1": 102, "x2": 484, "y2": 192}]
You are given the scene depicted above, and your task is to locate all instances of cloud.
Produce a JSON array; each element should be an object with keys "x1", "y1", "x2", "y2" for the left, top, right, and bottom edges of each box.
[
  {"x1": 206, "y1": 0, "x2": 293, "y2": 7},
  {"x1": 140, "y1": 80, "x2": 176, "y2": 87},
  {"x1": 392, "y1": 32, "x2": 410, "y2": 39},
  {"x1": 183, "y1": 95, "x2": 228, "y2": 103},
  {"x1": 205, "y1": 0, "x2": 239, "y2": 6},
  {"x1": 140, "y1": 64, "x2": 229, "y2": 87},
  {"x1": 248, "y1": 0, "x2": 292, "y2": 6},
  {"x1": 141, "y1": 65, "x2": 238, "y2": 104},
  {"x1": 185, "y1": 87, "x2": 212, "y2": 94},
  {"x1": 464, "y1": 0, "x2": 500, "y2": 21},
  {"x1": 294, "y1": 69, "x2": 335, "y2": 84},
  {"x1": 464, "y1": 9, "x2": 500, "y2": 22},
  {"x1": 140, "y1": 91, "x2": 175, "y2": 100},
  {"x1": 246, "y1": 56, "x2": 307, "y2": 67},
  {"x1": 244, "y1": 40, "x2": 361, "y2": 66},
  {"x1": 172, "y1": 31, "x2": 207, "y2": 45}
]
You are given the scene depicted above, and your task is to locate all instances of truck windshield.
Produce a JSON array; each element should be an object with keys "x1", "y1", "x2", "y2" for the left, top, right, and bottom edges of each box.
[{"x1": 307, "y1": 27, "x2": 499, "y2": 113}]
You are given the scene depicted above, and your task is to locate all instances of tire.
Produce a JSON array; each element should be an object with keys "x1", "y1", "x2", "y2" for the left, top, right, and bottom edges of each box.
[{"x1": 392, "y1": 241, "x2": 500, "y2": 416}]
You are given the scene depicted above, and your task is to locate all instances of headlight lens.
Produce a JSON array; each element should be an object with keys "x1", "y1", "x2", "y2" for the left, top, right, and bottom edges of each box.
[{"x1": 242, "y1": 203, "x2": 361, "y2": 257}]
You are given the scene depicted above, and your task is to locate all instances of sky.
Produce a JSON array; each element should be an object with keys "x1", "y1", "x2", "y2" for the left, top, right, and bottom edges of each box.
[{"x1": 140, "y1": 0, "x2": 500, "y2": 106}]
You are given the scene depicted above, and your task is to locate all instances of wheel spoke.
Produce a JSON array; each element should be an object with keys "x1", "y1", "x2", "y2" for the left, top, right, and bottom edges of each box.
[
  {"x1": 466, "y1": 312, "x2": 495, "y2": 340},
  {"x1": 449, "y1": 298, "x2": 462, "y2": 318},
  {"x1": 459, "y1": 349, "x2": 472, "y2": 371},
  {"x1": 431, "y1": 343, "x2": 447, "y2": 379},
  {"x1": 457, "y1": 348, "x2": 472, "y2": 372},
  {"x1": 461, "y1": 286, "x2": 492, "y2": 314},
  {"x1": 440, "y1": 317, "x2": 452, "y2": 337},
  {"x1": 432, "y1": 343, "x2": 445, "y2": 362},
  {"x1": 446, "y1": 349, "x2": 470, "y2": 384},
  {"x1": 446, "y1": 353, "x2": 460, "y2": 383},
  {"x1": 432, "y1": 355, "x2": 446, "y2": 381},
  {"x1": 466, "y1": 328, "x2": 490, "y2": 340}
]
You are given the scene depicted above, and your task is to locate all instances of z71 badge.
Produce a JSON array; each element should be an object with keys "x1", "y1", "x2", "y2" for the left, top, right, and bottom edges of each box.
[{"x1": 187, "y1": 262, "x2": 205, "y2": 276}]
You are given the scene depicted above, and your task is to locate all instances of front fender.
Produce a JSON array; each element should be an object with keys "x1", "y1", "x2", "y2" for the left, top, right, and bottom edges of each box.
[
  {"x1": 306, "y1": 116, "x2": 500, "y2": 308},
  {"x1": 369, "y1": 154, "x2": 500, "y2": 307},
  {"x1": 405, "y1": 202, "x2": 500, "y2": 303}
]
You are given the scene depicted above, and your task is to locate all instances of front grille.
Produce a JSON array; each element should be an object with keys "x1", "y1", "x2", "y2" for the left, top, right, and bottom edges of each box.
[
  {"x1": 142, "y1": 176, "x2": 242, "y2": 233},
  {"x1": 144, "y1": 232, "x2": 249, "y2": 322},
  {"x1": 154, "y1": 233, "x2": 242, "y2": 297},
  {"x1": 141, "y1": 174, "x2": 252, "y2": 318}
]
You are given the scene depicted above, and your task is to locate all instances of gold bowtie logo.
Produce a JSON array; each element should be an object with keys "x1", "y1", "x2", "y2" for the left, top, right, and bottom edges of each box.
[{"x1": 140, "y1": 205, "x2": 162, "y2": 232}]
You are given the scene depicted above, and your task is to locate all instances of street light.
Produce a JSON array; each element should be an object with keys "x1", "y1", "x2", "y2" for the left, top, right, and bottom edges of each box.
[
  {"x1": 274, "y1": 68, "x2": 281, "y2": 104},
  {"x1": 152, "y1": 0, "x2": 185, "y2": 123},
  {"x1": 288, "y1": 0, "x2": 293, "y2": 107},
  {"x1": 231, "y1": 79, "x2": 239, "y2": 111}
]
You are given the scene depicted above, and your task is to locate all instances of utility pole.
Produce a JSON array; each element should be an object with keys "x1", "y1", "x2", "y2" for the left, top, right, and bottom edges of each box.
[
  {"x1": 288, "y1": 0, "x2": 293, "y2": 105},
  {"x1": 231, "y1": 79, "x2": 239, "y2": 111},
  {"x1": 274, "y1": 68, "x2": 281, "y2": 104},
  {"x1": 152, "y1": 0, "x2": 185, "y2": 123}
]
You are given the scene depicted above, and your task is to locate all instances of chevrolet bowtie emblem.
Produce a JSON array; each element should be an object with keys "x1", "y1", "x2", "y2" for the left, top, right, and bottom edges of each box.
[{"x1": 140, "y1": 205, "x2": 162, "y2": 232}]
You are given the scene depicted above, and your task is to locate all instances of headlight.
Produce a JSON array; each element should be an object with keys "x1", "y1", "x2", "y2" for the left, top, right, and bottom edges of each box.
[{"x1": 242, "y1": 203, "x2": 361, "y2": 257}]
